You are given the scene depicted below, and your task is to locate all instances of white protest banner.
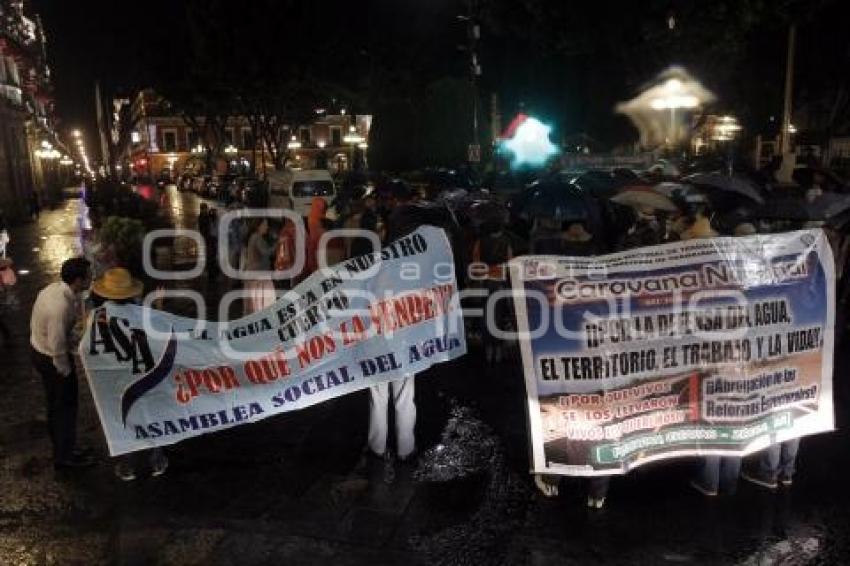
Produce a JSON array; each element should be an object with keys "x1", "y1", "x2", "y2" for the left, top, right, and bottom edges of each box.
[
  {"x1": 80, "y1": 226, "x2": 466, "y2": 455},
  {"x1": 511, "y1": 230, "x2": 835, "y2": 476}
]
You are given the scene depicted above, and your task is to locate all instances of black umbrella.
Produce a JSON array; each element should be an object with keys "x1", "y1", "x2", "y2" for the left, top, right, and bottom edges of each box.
[
  {"x1": 752, "y1": 192, "x2": 850, "y2": 223},
  {"x1": 684, "y1": 172, "x2": 765, "y2": 204},
  {"x1": 511, "y1": 179, "x2": 598, "y2": 222}
]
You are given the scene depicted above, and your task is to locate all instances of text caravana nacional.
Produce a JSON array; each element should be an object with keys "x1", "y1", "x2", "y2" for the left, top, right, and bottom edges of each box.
[{"x1": 556, "y1": 259, "x2": 809, "y2": 303}]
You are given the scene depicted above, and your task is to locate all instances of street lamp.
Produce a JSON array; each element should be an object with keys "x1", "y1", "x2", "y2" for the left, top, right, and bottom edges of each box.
[
  {"x1": 649, "y1": 78, "x2": 701, "y2": 146},
  {"x1": 615, "y1": 67, "x2": 715, "y2": 149}
]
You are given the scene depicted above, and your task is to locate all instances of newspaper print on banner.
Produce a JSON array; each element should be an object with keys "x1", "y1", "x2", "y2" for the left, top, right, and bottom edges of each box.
[
  {"x1": 80, "y1": 226, "x2": 466, "y2": 456},
  {"x1": 510, "y1": 230, "x2": 835, "y2": 476}
]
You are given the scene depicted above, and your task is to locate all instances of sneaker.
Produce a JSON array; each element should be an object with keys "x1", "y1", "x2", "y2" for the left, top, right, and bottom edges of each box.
[
  {"x1": 586, "y1": 496, "x2": 596, "y2": 508},
  {"x1": 593, "y1": 497, "x2": 606, "y2": 509},
  {"x1": 741, "y1": 470, "x2": 778, "y2": 490},
  {"x1": 150, "y1": 453, "x2": 169, "y2": 477},
  {"x1": 689, "y1": 480, "x2": 718, "y2": 497},
  {"x1": 779, "y1": 476, "x2": 793, "y2": 488},
  {"x1": 534, "y1": 474, "x2": 559, "y2": 498},
  {"x1": 54, "y1": 454, "x2": 96, "y2": 471},
  {"x1": 114, "y1": 463, "x2": 136, "y2": 481}
]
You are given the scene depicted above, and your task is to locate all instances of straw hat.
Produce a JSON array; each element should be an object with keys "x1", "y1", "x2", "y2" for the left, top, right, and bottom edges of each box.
[{"x1": 92, "y1": 268, "x2": 143, "y2": 300}]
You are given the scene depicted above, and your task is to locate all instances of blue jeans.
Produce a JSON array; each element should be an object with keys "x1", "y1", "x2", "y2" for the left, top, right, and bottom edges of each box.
[
  {"x1": 758, "y1": 439, "x2": 800, "y2": 482},
  {"x1": 695, "y1": 456, "x2": 741, "y2": 494}
]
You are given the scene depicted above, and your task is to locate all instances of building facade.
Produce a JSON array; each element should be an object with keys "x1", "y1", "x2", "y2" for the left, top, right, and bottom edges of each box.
[
  {"x1": 120, "y1": 89, "x2": 371, "y2": 179},
  {"x1": 0, "y1": 0, "x2": 57, "y2": 218}
]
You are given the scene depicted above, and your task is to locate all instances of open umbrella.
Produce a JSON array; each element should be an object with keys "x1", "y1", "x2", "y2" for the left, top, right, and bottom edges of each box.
[
  {"x1": 610, "y1": 186, "x2": 678, "y2": 212},
  {"x1": 512, "y1": 179, "x2": 597, "y2": 222},
  {"x1": 752, "y1": 194, "x2": 850, "y2": 223},
  {"x1": 808, "y1": 193, "x2": 850, "y2": 220},
  {"x1": 684, "y1": 172, "x2": 765, "y2": 204}
]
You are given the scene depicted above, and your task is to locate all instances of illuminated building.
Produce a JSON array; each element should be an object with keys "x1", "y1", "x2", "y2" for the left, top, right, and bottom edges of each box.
[
  {"x1": 0, "y1": 0, "x2": 58, "y2": 216},
  {"x1": 117, "y1": 89, "x2": 371, "y2": 177}
]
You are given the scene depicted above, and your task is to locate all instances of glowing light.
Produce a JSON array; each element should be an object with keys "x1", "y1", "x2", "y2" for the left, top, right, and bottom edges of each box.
[
  {"x1": 17, "y1": 269, "x2": 30, "y2": 276},
  {"x1": 358, "y1": 142, "x2": 368, "y2": 149},
  {"x1": 712, "y1": 115, "x2": 742, "y2": 141},
  {"x1": 500, "y1": 116, "x2": 558, "y2": 167},
  {"x1": 317, "y1": 140, "x2": 326, "y2": 149},
  {"x1": 287, "y1": 135, "x2": 302, "y2": 150},
  {"x1": 343, "y1": 127, "x2": 364, "y2": 144},
  {"x1": 649, "y1": 95, "x2": 700, "y2": 110},
  {"x1": 72, "y1": 130, "x2": 81, "y2": 138},
  {"x1": 131, "y1": 131, "x2": 141, "y2": 143},
  {"x1": 224, "y1": 144, "x2": 238, "y2": 154},
  {"x1": 615, "y1": 67, "x2": 715, "y2": 148}
]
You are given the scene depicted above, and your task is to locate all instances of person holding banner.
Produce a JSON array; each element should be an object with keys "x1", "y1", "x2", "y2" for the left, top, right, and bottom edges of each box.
[
  {"x1": 530, "y1": 220, "x2": 612, "y2": 508},
  {"x1": 675, "y1": 205, "x2": 742, "y2": 497},
  {"x1": 742, "y1": 440, "x2": 801, "y2": 490},
  {"x1": 367, "y1": 183, "x2": 418, "y2": 464},
  {"x1": 30, "y1": 257, "x2": 94, "y2": 470},
  {"x1": 89, "y1": 268, "x2": 169, "y2": 481}
]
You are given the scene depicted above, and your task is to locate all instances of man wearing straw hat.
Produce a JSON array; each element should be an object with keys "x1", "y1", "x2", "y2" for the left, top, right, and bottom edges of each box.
[
  {"x1": 30, "y1": 257, "x2": 93, "y2": 470},
  {"x1": 90, "y1": 267, "x2": 169, "y2": 480}
]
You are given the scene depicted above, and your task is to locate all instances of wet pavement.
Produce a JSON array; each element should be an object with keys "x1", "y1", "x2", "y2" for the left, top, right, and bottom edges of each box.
[{"x1": 1, "y1": 189, "x2": 850, "y2": 565}]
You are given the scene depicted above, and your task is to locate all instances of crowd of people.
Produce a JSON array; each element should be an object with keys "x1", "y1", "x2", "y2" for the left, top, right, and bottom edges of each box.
[{"x1": 23, "y1": 171, "x2": 843, "y2": 501}]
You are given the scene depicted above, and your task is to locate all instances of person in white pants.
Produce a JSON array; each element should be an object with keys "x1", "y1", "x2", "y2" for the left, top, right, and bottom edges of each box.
[{"x1": 368, "y1": 376, "x2": 416, "y2": 459}]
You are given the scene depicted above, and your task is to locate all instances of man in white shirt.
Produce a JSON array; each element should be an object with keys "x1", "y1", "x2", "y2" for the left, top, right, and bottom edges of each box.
[{"x1": 30, "y1": 257, "x2": 93, "y2": 470}]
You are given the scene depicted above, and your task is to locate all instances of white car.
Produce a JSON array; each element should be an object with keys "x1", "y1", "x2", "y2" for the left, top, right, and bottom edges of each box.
[{"x1": 267, "y1": 169, "x2": 336, "y2": 217}]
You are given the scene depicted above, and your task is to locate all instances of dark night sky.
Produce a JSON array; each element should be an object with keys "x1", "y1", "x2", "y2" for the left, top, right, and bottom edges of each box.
[{"x1": 26, "y1": 0, "x2": 850, "y2": 157}]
